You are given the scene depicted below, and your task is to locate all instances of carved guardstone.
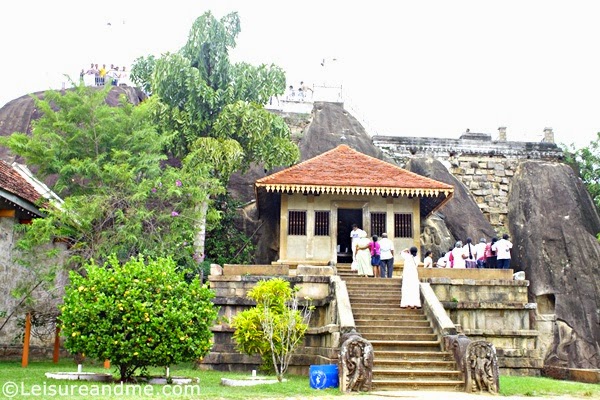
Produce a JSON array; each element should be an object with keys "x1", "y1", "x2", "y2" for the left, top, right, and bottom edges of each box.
[
  {"x1": 465, "y1": 340, "x2": 500, "y2": 394},
  {"x1": 339, "y1": 333, "x2": 373, "y2": 392}
]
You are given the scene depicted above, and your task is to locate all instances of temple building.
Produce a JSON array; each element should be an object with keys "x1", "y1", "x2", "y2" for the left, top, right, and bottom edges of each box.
[{"x1": 255, "y1": 145, "x2": 454, "y2": 265}]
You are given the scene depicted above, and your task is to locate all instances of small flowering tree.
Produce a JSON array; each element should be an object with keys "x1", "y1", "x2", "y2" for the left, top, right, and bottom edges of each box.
[
  {"x1": 60, "y1": 255, "x2": 218, "y2": 382},
  {"x1": 232, "y1": 278, "x2": 313, "y2": 381}
]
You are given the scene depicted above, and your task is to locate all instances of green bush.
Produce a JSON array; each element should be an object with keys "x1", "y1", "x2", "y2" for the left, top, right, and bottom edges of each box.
[
  {"x1": 231, "y1": 278, "x2": 312, "y2": 381},
  {"x1": 60, "y1": 255, "x2": 219, "y2": 381}
]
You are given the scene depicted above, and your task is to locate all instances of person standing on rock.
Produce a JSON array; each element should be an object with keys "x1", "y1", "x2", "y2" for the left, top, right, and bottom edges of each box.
[
  {"x1": 378, "y1": 232, "x2": 395, "y2": 278},
  {"x1": 475, "y1": 237, "x2": 488, "y2": 268},
  {"x1": 484, "y1": 237, "x2": 498, "y2": 269},
  {"x1": 492, "y1": 233, "x2": 513, "y2": 269},
  {"x1": 400, "y1": 246, "x2": 421, "y2": 309}
]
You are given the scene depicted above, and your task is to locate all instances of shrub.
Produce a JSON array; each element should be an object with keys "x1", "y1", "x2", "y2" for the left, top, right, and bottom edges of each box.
[
  {"x1": 60, "y1": 255, "x2": 218, "y2": 381},
  {"x1": 231, "y1": 278, "x2": 312, "y2": 381}
]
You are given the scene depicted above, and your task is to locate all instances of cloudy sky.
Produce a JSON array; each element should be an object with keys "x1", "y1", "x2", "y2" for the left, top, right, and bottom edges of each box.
[{"x1": 2, "y1": 0, "x2": 599, "y2": 148}]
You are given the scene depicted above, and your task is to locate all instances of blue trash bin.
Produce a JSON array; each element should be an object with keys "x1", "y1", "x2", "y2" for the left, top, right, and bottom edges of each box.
[{"x1": 309, "y1": 364, "x2": 339, "y2": 389}]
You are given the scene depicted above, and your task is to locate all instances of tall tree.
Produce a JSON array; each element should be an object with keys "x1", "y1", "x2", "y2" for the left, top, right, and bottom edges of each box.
[
  {"x1": 131, "y1": 11, "x2": 299, "y2": 174},
  {"x1": 131, "y1": 11, "x2": 300, "y2": 260}
]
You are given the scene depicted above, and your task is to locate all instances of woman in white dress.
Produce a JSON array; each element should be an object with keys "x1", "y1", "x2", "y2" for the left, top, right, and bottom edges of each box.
[
  {"x1": 400, "y1": 246, "x2": 421, "y2": 309},
  {"x1": 354, "y1": 230, "x2": 373, "y2": 277}
]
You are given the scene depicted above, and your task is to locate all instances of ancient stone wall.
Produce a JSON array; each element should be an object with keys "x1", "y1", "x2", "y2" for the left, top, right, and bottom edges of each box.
[{"x1": 373, "y1": 132, "x2": 563, "y2": 231}]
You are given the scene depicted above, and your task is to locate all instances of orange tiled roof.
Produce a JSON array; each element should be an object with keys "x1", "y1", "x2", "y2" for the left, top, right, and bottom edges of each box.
[
  {"x1": 0, "y1": 160, "x2": 41, "y2": 204},
  {"x1": 256, "y1": 145, "x2": 453, "y2": 197}
]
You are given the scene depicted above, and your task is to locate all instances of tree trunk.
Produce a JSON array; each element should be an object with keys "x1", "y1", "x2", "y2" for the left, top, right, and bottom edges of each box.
[{"x1": 194, "y1": 199, "x2": 209, "y2": 263}]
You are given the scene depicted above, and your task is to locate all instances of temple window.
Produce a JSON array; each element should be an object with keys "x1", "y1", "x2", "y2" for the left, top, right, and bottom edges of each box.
[
  {"x1": 394, "y1": 213, "x2": 413, "y2": 238},
  {"x1": 314, "y1": 210, "x2": 330, "y2": 236},
  {"x1": 370, "y1": 212, "x2": 386, "y2": 236},
  {"x1": 288, "y1": 210, "x2": 307, "y2": 235}
]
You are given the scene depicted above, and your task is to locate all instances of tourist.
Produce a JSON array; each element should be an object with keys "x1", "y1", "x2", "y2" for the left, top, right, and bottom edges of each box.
[
  {"x1": 484, "y1": 237, "x2": 498, "y2": 269},
  {"x1": 99, "y1": 64, "x2": 107, "y2": 85},
  {"x1": 436, "y1": 252, "x2": 447, "y2": 268},
  {"x1": 350, "y1": 224, "x2": 365, "y2": 264},
  {"x1": 451, "y1": 241, "x2": 467, "y2": 269},
  {"x1": 492, "y1": 233, "x2": 513, "y2": 269},
  {"x1": 300, "y1": 81, "x2": 313, "y2": 99},
  {"x1": 446, "y1": 247, "x2": 454, "y2": 268},
  {"x1": 354, "y1": 230, "x2": 373, "y2": 278},
  {"x1": 463, "y1": 237, "x2": 477, "y2": 268},
  {"x1": 369, "y1": 235, "x2": 381, "y2": 278},
  {"x1": 423, "y1": 250, "x2": 433, "y2": 268},
  {"x1": 475, "y1": 237, "x2": 487, "y2": 268},
  {"x1": 378, "y1": 232, "x2": 394, "y2": 278},
  {"x1": 400, "y1": 246, "x2": 421, "y2": 309}
]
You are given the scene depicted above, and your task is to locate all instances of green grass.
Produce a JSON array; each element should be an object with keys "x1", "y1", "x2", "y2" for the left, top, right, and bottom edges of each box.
[
  {"x1": 500, "y1": 375, "x2": 600, "y2": 397},
  {"x1": 0, "y1": 360, "x2": 343, "y2": 399},
  {"x1": 2, "y1": 361, "x2": 599, "y2": 399}
]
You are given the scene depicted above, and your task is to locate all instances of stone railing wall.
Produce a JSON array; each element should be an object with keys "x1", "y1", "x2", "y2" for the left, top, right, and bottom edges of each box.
[{"x1": 372, "y1": 133, "x2": 564, "y2": 229}]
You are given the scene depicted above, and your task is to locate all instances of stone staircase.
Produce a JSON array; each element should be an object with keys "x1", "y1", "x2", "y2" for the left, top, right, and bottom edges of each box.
[{"x1": 339, "y1": 263, "x2": 464, "y2": 391}]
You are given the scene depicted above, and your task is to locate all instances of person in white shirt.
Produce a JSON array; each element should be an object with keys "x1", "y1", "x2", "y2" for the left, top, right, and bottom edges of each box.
[
  {"x1": 423, "y1": 250, "x2": 433, "y2": 268},
  {"x1": 462, "y1": 237, "x2": 477, "y2": 268},
  {"x1": 492, "y1": 233, "x2": 513, "y2": 269},
  {"x1": 350, "y1": 224, "x2": 366, "y2": 263},
  {"x1": 451, "y1": 241, "x2": 467, "y2": 269},
  {"x1": 475, "y1": 237, "x2": 488, "y2": 268},
  {"x1": 378, "y1": 232, "x2": 395, "y2": 278}
]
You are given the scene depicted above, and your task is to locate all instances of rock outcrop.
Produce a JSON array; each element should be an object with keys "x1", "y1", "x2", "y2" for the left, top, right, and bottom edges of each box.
[
  {"x1": 508, "y1": 161, "x2": 600, "y2": 368},
  {"x1": 406, "y1": 157, "x2": 497, "y2": 249}
]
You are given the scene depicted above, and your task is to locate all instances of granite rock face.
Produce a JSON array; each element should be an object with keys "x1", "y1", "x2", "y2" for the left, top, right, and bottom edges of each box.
[
  {"x1": 508, "y1": 161, "x2": 600, "y2": 368},
  {"x1": 406, "y1": 157, "x2": 497, "y2": 248}
]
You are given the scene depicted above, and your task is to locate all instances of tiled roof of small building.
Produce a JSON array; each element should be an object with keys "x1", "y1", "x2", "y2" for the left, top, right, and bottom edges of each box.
[
  {"x1": 0, "y1": 160, "x2": 41, "y2": 204},
  {"x1": 256, "y1": 144, "x2": 453, "y2": 195}
]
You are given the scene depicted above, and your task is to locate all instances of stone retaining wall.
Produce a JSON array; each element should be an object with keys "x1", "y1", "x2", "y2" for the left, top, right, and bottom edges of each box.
[{"x1": 428, "y1": 277, "x2": 543, "y2": 376}]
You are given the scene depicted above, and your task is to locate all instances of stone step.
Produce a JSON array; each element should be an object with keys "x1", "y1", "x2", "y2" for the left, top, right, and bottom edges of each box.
[
  {"x1": 362, "y1": 332, "x2": 438, "y2": 341},
  {"x1": 370, "y1": 340, "x2": 442, "y2": 352},
  {"x1": 352, "y1": 309, "x2": 427, "y2": 319},
  {"x1": 354, "y1": 320, "x2": 431, "y2": 328},
  {"x1": 349, "y1": 299, "x2": 402, "y2": 307},
  {"x1": 372, "y1": 378, "x2": 464, "y2": 391},
  {"x1": 374, "y1": 359, "x2": 457, "y2": 370},
  {"x1": 373, "y1": 368, "x2": 463, "y2": 380},
  {"x1": 357, "y1": 325, "x2": 433, "y2": 334},
  {"x1": 374, "y1": 350, "x2": 455, "y2": 362}
]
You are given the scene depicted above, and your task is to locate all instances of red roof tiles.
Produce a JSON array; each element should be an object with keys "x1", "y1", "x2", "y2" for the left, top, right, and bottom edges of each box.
[
  {"x1": 256, "y1": 145, "x2": 453, "y2": 191},
  {"x1": 0, "y1": 160, "x2": 41, "y2": 204}
]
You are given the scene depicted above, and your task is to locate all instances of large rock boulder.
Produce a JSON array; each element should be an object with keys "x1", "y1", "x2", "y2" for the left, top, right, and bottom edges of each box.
[
  {"x1": 508, "y1": 160, "x2": 600, "y2": 369},
  {"x1": 406, "y1": 157, "x2": 497, "y2": 250}
]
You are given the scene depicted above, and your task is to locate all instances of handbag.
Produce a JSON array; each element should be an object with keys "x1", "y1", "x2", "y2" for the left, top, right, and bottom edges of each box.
[{"x1": 351, "y1": 260, "x2": 358, "y2": 271}]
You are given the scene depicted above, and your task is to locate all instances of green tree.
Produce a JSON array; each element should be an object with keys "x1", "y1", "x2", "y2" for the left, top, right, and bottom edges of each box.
[
  {"x1": 60, "y1": 255, "x2": 218, "y2": 382},
  {"x1": 0, "y1": 84, "x2": 223, "y2": 272},
  {"x1": 131, "y1": 11, "x2": 299, "y2": 262},
  {"x1": 231, "y1": 278, "x2": 312, "y2": 382},
  {"x1": 564, "y1": 132, "x2": 600, "y2": 210}
]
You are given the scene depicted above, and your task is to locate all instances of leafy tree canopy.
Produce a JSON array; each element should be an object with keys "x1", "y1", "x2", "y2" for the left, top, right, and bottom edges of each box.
[
  {"x1": 131, "y1": 11, "x2": 299, "y2": 179},
  {"x1": 563, "y1": 132, "x2": 600, "y2": 210},
  {"x1": 0, "y1": 84, "x2": 223, "y2": 271}
]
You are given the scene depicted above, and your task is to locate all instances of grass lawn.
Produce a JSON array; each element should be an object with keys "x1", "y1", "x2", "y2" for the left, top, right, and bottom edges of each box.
[
  {"x1": 500, "y1": 375, "x2": 600, "y2": 397},
  {"x1": 1, "y1": 360, "x2": 599, "y2": 399},
  {"x1": 0, "y1": 360, "x2": 343, "y2": 399}
]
